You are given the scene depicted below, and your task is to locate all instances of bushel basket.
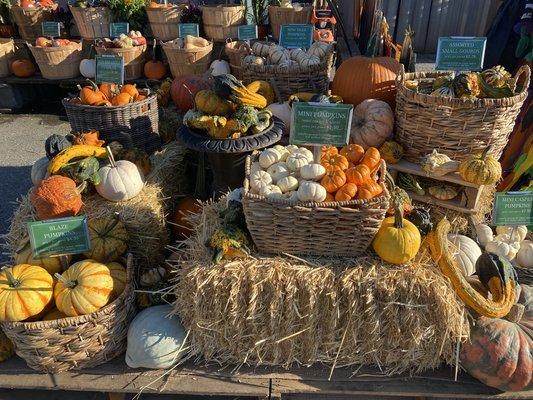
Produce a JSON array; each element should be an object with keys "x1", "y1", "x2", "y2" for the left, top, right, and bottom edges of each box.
[
  {"x1": 146, "y1": 5, "x2": 187, "y2": 41},
  {"x1": 200, "y1": 4, "x2": 245, "y2": 41},
  {"x1": 28, "y1": 42, "x2": 82, "y2": 79},
  {"x1": 162, "y1": 40, "x2": 213, "y2": 77},
  {"x1": 69, "y1": 6, "x2": 111, "y2": 39},
  {"x1": 243, "y1": 155, "x2": 390, "y2": 257},
  {"x1": 268, "y1": 5, "x2": 312, "y2": 41},
  {"x1": 0, "y1": 255, "x2": 136, "y2": 373},
  {"x1": 395, "y1": 65, "x2": 531, "y2": 163},
  {"x1": 0, "y1": 39, "x2": 14, "y2": 78},
  {"x1": 225, "y1": 40, "x2": 251, "y2": 80},
  {"x1": 11, "y1": 5, "x2": 55, "y2": 41}
]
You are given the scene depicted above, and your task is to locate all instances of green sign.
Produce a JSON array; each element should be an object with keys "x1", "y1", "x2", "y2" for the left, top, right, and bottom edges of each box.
[
  {"x1": 436, "y1": 36, "x2": 487, "y2": 71},
  {"x1": 110, "y1": 22, "x2": 129, "y2": 38},
  {"x1": 178, "y1": 23, "x2": 199, "y2": 38},
  {"x1": 492, "y1": 192, "x2": 533, "y2": 226},
  {"x1": 28, "y1": 216, "x2": 91, "y2": 258},
  {"x1": 95, "y1": 54, "x2": 124, "y2": 84},
  {"x1": 238, "y1": 24, "x2": 257, "y2": 41},
  {"x1": 41, "y1": 21, "x2": 60, "y2": 38},
  {"x1": 290, "y1": 102, "x2": 353, "y2": 147},
  {"x1": 279, "y1": 24, "x2": 314, "y2": 49}
]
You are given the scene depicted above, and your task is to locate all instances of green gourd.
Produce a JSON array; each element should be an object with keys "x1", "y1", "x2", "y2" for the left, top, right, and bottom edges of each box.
[
  {"x1": 213, "y1": 74, "x2": 267, "y2": 109},
  {"x1": 45, "y1": 134, "x2": 72, "y2": 160}
]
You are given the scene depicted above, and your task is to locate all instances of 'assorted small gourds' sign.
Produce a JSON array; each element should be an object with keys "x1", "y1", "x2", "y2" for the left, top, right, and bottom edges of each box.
[
  {"x1": 28, "y1": 216, "x2": 91, "y2": 257},
  {"x1": 492, "y1": 192, "x2": 533, "y2": 226},
  {"x1": 178, "y1": 23, "x2": 199, "y2": 38},
  {"x1": 95, "y1": 55, "x2": 124, "y2": 84},
  {"x1": 436, "y1": 36, "x2": 487, "y2": 71},
  {"x1": 279, "y1": 24, "x2": 314, "y2": 49}
]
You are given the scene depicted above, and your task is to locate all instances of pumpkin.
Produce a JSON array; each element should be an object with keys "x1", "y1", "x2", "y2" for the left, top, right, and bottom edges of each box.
[
  {"x1": 84, "y1": 215, "x2": 128, "y2": 262},
  {"x1": 79, "y1": 81, "x2": 107, "y2": 105},
  {"x1": 79, "y1": 58, "x2": 96, "y2": 79},
  {"x1": 296, "y1": 147, "x2": 314, "y2": 163},
  {"x1": 99, "y1": 83, "x2": 118, "y2": 101},
  {"x1": 30, "y1": 175, "x2": 83, "y2": 220},
  {"x1": 331, "y1": 56, "x2": 401, "y2": 108},
  {"x1": 286, "y1": 152, "x2": 309, "y2": 171},
  {"x1": 96, "y1": 148, "x2": 145, "y2": 202},
  {"x1": 259, "y1": 184, "x2": 282, "y2": 198},
  {"x1": 335, "y1": 183, "x2": 358, "y2": 201},
  {"x1": 345, "y1": 164, "x2": 371, "y2": 185},
  {"x1": 320, "y1": 170, "x2": 346, "y2": 193},
  {"x1": 108, "y1": 261, "x2": 127, "y2": 297},
  {"x1": 210, "y1": 59, "x2": 231, "y2": 76},
  {"x1": 250, "y1": 170, "x2": 272, "y2": 191},
  {"x1": 495, "y1": 226, "x2": 528, "y2": 242},
  {"x1": 320, "y1": 145, "x2": 338, "y2": 160},
  {"x1": 421, "y1": 149, "x2": 452, "y2": 174},
  {"x1": 125, "y1": 304, "x2": 188, "y2": 369},
  {"x1": 144, "y1": 59, "x2": 167, "y2": 80},
  {"x1": 405, "y1": 207, "x2": 433, "y2": 236},
  {"x1": 486, "y1": 238, "x2": 520, "y2": 261},
  {"x1": 115, "y1": 147, "x2": 152, "y2": 176},
  {"x1": 11, "y1": 59, "x2": 35, "y2": 78},
  {"x1": 259, "y1": 148, "x2": 282, "y2": 169},
  {"x1": 297, "y1": 180, "x2": 327, "y2": 202},
  {"x1": 172, "y1": 197, "x2": 201, "y2": 239},
  {"x1": 266, "y1": 162, "x2": 289, "y2": 183},
  {"x1": 213, "y1": 74, "x2": 267, "y2": 109},
  {"x1": 448, "y1": 234, "x2": 482, "y2": 277},
  {"x1": 517, "y1": 241, "x2": 533, "y2": 268},
  {"x1": 140, "y1": 266, "x2": 166, "y2": 287},
  {"x1": 171, "y1": 75, "x2": 212, "y2": 112},
  {"x1": 69, "y1": 130, "x2": 105, "y2": 147},
  {"x1": 31, "y1": 157, "x2": 49, "y2": 186},
  {"x1": 428, "y1": 185, "x2": 458, "y2": 201},
  {"x1": 48, "y1": 145, "x2": 107, "y2": 174},
  {"x1": 0, "y1": 330, "x2": 14, "y2": 362},
  {"x1": 300, "y1": 163, "x2": 326, "y2": 181},
  {"x1": 272, "y1": 145, "x2": 290, "y2": 161},
  {"x1": 195, "y1": 89, "x2": 235, "y2": 115},
  {"x1": 14, "y1": 242, "x2": 69, "y2": 275},
  {"x1": 42, "y1": 307, "x2": 67, "y2": 321},
  {"x1": 277, "y1": 175, "x2": 299, "y2": 193},
  {"x1": 340, "y1": 144, "x2": 365, "y2": 164},
  {"x1": 266, "y1": 102, "x2": 291, "y2": 132},
  {"x1": 0, "y1": 265, "x2": 54, "y2": 321},
  {"x1": 372, "y1": 205, "x2": 421, "y2": 265},
  {"x1": 54, "y1": 260, "x2": 113, "y2": 317},
  {"x1": 357, "y1": 178, "x2": 383, "y2": 199},
  {"x1": 350, "y1": 99, "x2": 394, "y2": 149},
  {"x1": 379, "y1": 141, "x2": 404, "y2": 164},
  {"x1": 121, "y1": 84, "x2": 139, "y2": 99},
  {"x1": 360, "y1": 147, "x2": 381, "y2": 170},
  {"x1": 459, "y1": 146, "x2": 502, "y2": 186},
  {"x1": 321, "y1": 154, "x2": 349, "y2": 172},
  {"x1": 111, "y1": 92, "x2": 133, "y2": 106},
  {"x1": 252, "y1": 41, "x2": 271, "y2": 57},
  {"x1": 45, "y1": 134, "x2": 72, "y2": 160},
  {"x1": 475, "y1": 223, "x2": 494, "y2": 248},
  {"x1": 460, "y1": 284, "x2": 532, "y2": 392}
]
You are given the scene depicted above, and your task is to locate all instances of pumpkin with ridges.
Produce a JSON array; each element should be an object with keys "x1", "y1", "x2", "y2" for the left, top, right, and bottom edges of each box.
[
  {"x1": 171, "y1": 75, "x2": 212, "y2": 112},
  {"x1": 350, "y1": 99, "x2": 394, "y2": 149},
  {"x1": 14, "y1": 242, "x2": 70, "y2": 275},
  {"x1": 84, "y1": 215, "x2": 128, "y2": 263}
]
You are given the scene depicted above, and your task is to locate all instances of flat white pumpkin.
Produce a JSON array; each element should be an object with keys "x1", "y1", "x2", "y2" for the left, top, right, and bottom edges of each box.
[
  {"x1": 96, "y1": 152, "x2": 144, "y2": 202},
  {"x1": 286, "y1": 152, "x2": 309, "y2": 171},
  {"x1": 79, "y1": 59, "x2": 96, "y2": 78},
  {"x1": 350, "y1": 99, "x2": 394, "y2": 149},
  {"x1": 259, "y1": 184, "x2": 282, "y2": 197},
  {"x1": 516, "y1": 240, "x2": 533, "y2": 268},
  {"x1": 297, "y1": 181, "x2": 326, "y2": 202},
  {"x1": 272, "y1": 145, "x2": 291, "y2": 162},
  {"x1": 448, "y1": 234, "x2": 482, "y2": 276},
  {"x1": 285, "y1": 144, "x2": 299, "y2": 154},
  {"x1": 300, "y1": 163, "x2": 326, "y2": 181},
  {"x1": 259, "y1": 148, "x2": 281, "y2": 169},
  {"x1": 250, "y1": 170, "x2": 272, "y2": 191},
  {"x1": 277, "y1": 175, "x2": 299, "y2": 193},
  {"x1": 296, "y1": 147, "x2": 314, "y2": 162},
  {"x1": 495, "y1": 225, "x2": 528, "y2": 242},
  {"x1": 267, "y1": 162, "x2": 289, "y2": 183}
]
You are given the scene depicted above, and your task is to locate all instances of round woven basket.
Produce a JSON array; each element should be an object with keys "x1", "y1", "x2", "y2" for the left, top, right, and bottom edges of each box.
[
  {"x1": 28, "y1": 42, "x2": 83, "y2": 79},
  {"x1": 395, "y1": 65, "x2": 531, "y2": 163},
  {"x1": 268, "y1": 5, "x2": 313, "y2": 41},
  {"x1": 11, "y1": 5, "x2": 55, "y2": 41},
  {"x1": 200, "y1": 4, "x2": 245, "y2": 41},
  {"x1": 225, "y1": 40, "x2": 250, "y2": 80},
  {"x1": 0, "y1": 38, "x2": 14, "y2": 78},
  {"x1": 95, "y1": 45, "x2": 147, "y2": 80},
  {"x1": 0, "y1": 255, "x2": 136, "y2": 373},
  {"x1": 69, "y1": 6, "x2": 111, "y2": 39},
  {"x1": 162, "y1": 40, "x2": 212, "y2": 77},
  {"x1": 146, "y1": 5, "x2": 187, "y2": 41}
]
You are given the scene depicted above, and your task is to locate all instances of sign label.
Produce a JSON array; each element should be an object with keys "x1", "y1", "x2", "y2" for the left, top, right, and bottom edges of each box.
[
  {"x1": 28, "y1": 216, "x2": 91, "y2": 258},
  {"x1": 279, "y1": 24, "x2": 314, "y2": 49},
  {"x1": 492, "y1": 192, "x2": 533, "y2": 226},
  {"x1": 290, "y1": 102, "x2": 353, "y2": 147},
  {"x1": 41, "y1": 21, "x2": 60, "y2": 38},
  {"x1": 238, "y1": 24, "x2": 258, "y2": 41},
  {"x1": 110, "y1": 22, "x2": 129, "y2": 38},
  {"x1": 95, "y1": 55, "x2": 124, "y2": 84},
  {"x1": 436, "y1": 36, "x2": 487, "y2": 71},
  {"x1": 178, "y1": 23, "x2": 199, "y2": 38}
]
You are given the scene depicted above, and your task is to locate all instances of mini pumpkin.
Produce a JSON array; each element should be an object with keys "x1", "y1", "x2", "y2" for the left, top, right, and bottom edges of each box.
[
  {"x1": 321, "y1": 170, "x2": 346, "y2": 193},
  {"x1": 250, "y1": 170, "x2": 273, "y2": 192},
  {"x1": 346, "y1": 164, "x2": 371, "y2": 185},
  {"x1": 297, "y1": 181, "x2": 327, "y2": 202},
  {"x1": 277, "y1": 176, "x2": 299, "y2": 193},
  {"x1": 300, "y1": 163, "x2": 326, "y2": 181},
  {"x1": 360, "y1": 147, "x2": 381, "y2": 170},
  {"x1": 266, "y1": 162, "x2": 289, "y2": 183},
  {"x1": 340, "y1": 144, "x2": 365, "y2": 163},
  {"x1": 335, "y1": 183, "x2": 358, "y2": 201},
  {"x1": 357, "y1": 179, "x2": 383, "y2": 199},
  {"x1": 30, "y1": 175, "x2": 83, "y2": 220},
  {"x1": 84, "y1": 215, "x2": 129, "y2": 262},
  {"x1": 259, "y1": 148, "x2": 281, "y2": 169},
  {"x1": 459, "y1": 146, "x2": 502, "y2": 186},
  {"x1": 14, "y1": 242, "x2": 70, "y2": 275},
  {"x1": 321, "y1": 154, "x2": 349, "y2": 172},
  {"x1": 286, "y1": 152, "x2": 309, "y2": 171}
]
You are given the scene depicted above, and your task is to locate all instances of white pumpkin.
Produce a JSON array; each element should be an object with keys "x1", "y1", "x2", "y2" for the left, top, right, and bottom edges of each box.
[
  {"x1": 266, "y1": 102, "x2": 291, "y2": 133},
  {"x1": 251, "y1": 41, "x2": 270, "y2": 57},
  {"x1": 300, "y1": 163, "x2": 326, "y2": 181},
  {"x1": 250, "y1": 161, "x2": 262, "y2": 175},
  {"x1": 243, "y1": 55, "x2": 265, "y2": 65},
  {"x1": 307, "y1": 41, "x2": 330, "y2": 58},
  {"x1": 279, "y1": 0, "x2": 292, "y2": 7},
  {"x1": 290, "y1": 48, "x2": 305, "y2": 61},
  {"x1": 286, "y1": 152, "x2": 309, "y2": 171},
  {"x1": 474, "y1": 223, "x2": 494, "y2": 248},
  {"x1": 210, "y1": 59, "x2": 231, "y2": 76},
  {"x1": 447, "y1": 234, "x2": 482, "y2": 276},
  {"x1": 284, "y1": 190, "x2": 299, "y2": 202},
  {"x1": 485, "y1": 238, "x2": 519, "y2": 261},
  {"x1": 285, "y1": 145, "x2": 299, "y2": 154},
  {"x1": 495, "y1": 225, "x2": 528, "y2": 242},
  {"x1": 96, "y1": 151, "x2": 144, "y2": 202},
  {"x1": 259, "y1": 184, "x2": 282, "y2": 198},
  {"x1": 266, "y1": 162, "x2": 289, "y2": 183},
  {"x1": 277, "y1": 175, "x2": 299, "y2": 193},
  {"x1": 299, "y1": 56, "x2": 320, "y2": 67},
  {"x1": 125, "y1": 305, "x2": 187, "y2": 369},
  {"x1": 296, "y1": 147, "x2": 314, "y2": 162},
  {"x1": 31, "y1": 156, "x2": 49, "y2": 186},
  {"x1": 250, "y1": 170, "x2": 272, "y2": 191},
  {"x1": 516, "y1": 240, "x2": 533, "y2": 268},
  {"x1": 272, "y1": 145, "x2": 290, "y2": 162},
  {"x1": 258, "y1": 148, "x2": 281, "y2": 169},
  {"x1": 350, "y1": 99, "x2": 394, "y2": 149},
  {"x1": 268, "y1": 45, "x2": 289, "y2": 64},
  {"x1": 79, "y1": 59, "x2": 96, "y2": 78},
  {"x1": 297, "y1": 180, "x2": 327, "y2": 202}
]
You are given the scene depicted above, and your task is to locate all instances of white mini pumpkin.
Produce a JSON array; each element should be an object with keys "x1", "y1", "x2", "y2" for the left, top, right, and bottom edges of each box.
[
  {"x1": 250, "y1": 170, "x2": 272, "y2": 191},
  {"x1": 269, "y1": 48, "x2": 290, "y2": 65},
  {"x1": 259, "y1": 184, "x2": 282, "y2": 198},
  {"x1": 516, "y1": 240, "x2": 533, "y2": 268},
  {"x1": 210, "y1": 59, "x2": 231, "y2": 76},
  {"x1": 259, "y1": 148, "x2": 281, "y2": 169},
  {"x1": 266, "y1": 162, "x2": 289, "y2": 183},
  {"x1": 266, "y1": 102, "x2": 291, "y2": 133},
  {"x1": 296, "y1": 147, "x2": 314, "y2": 162},
  {"x1": 350, "y1": 99, "x2": 394, "y2": 149},
  {"x1": 297, "y1": 181, "x2": 327, "y2": 202},
  {"x1": 252, "y1": 41, "x2": 270, "y2": 57},
  {"x1": 277, "y1": 175, "x2": 299, "y2": 193},
  {"x1": 31, "y1": 156, "x2": 49, "y2": 186},
  {"x1": 79, "y1": 58, "x2": 96, "y2": 78},
  {"x1": 243, "y1": 55, "x2": 265, "y2": 65},
  {"x1": 96, "y1": 151, "x2": 144, "y2": 202},
  {"x1": 474, "y1": 223, "x2": 494, "y2": 248},
  {"x1": 285, "y1": 145, "x2": 299, "y2": 154},
  {"x1": 495, "y1": 226, "x2": 528, "y2": 242},
  {"x1": 307, "y1": 41, "x2": 330, "y2": 58},
  {"x1": 286, "y1": 152, "x2": 309, "y2": 171},
  {"x1": 300, "y1": 163, "x2": 326, "y2": 181},
  {"x1": 299, "y1": 56, "x2": 320, "y2": 67},
  {"x1": 448, "y1": 234, "x2": 482, "y2": 276},
  {"x1": 486, "y1": 238, "x2": 519, "y2": 261},
  {"x1": 290, "y1": 48, "x2": 305, "y2": 60},
  {"x1": 272, "y1": 145, "x2": 290, "y2": 162}
]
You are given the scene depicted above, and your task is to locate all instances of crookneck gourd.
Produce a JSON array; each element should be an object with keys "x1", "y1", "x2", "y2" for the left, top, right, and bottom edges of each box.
[{"x1": 427, "y1": 218, "x2": 516, "y2": 318}]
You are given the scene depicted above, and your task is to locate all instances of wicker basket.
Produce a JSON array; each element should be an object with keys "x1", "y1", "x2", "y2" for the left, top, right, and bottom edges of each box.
[
  {"x1": 95, "y1": 45, "x2": 147, "y2": 80},
  {"x1": 28, "y1": 42, "x2": 82, "y2": 79},
  {"x1": 225, "y1": 40, "x2": 251, "y2": 80},
  {"x1": 146, "y1": 5, "x2": 187, "y2": 41},
  {"x1": 395, "y1": 65, "x2": 531, "y2": 163},
  {"x1": 162, "y1": 40, "x2": 212, "y2": 77},
  {"x1": 201, "y1": 4, "x2": 245, "y2": 41},
  {"x1": 0, "y1": 255, "x2": 136, "y2": 373},
  {"x1": 69, "y1": 6, "x2": 111, "y2": 39},
  {"x1": 11, "y1": 5, "x2": 55, "y2": 41},
  {"x1": 62, "y1": 90, "x2": 160, "y2": 154},
  {"x1": 243, "y1": 155, "x2": 390, "y2": 257},
  {"x1": 268, "y1": 5, "x2": 313, "y2": 41},
  {"x1": 0, "y1": 39, "x2": 14, "y2": 77}
]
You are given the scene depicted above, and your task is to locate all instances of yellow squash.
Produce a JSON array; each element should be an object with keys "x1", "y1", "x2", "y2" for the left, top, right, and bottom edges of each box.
[{"x1": 48, "y1": 145, "x2": 108, "y2": 174}]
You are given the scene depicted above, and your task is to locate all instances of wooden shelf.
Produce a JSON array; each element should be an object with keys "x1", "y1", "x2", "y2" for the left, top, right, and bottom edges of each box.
[{"x1": 407, "y1": 191, "x2": 476, "y2": 214}]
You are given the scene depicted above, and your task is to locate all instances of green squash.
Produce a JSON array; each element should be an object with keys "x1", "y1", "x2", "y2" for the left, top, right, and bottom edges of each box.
[
  {"x1": 233, "y1": 106, "x2": 259, "y2": 133},
  {"x1": 397, "y1": 173, "x2": 425, "y2": 195}
]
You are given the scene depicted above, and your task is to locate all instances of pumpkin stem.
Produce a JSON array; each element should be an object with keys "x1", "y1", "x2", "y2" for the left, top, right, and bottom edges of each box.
[
  {"x1": 85, "y1": 79, "x2": 99, "y2": 92},
  {"x1": 480, "y1": 145, "x2": 493, "y2": 160},
  {"x1": 105, "y1": 146, "x2": 117, "y2": 168},
  {"x1": 151, "y1": 39, "x2": 157, "y2": 61},
  {"x1": 102, "y1": 212, "x2": 121, "y2": 236},
  {"x1": 393, "y1": 202, "x2": 404, "y2": 229},
  {"x1": 3, "y1": 268, "x2": 19, "y2": 287},
  {"x1": 76, "y1": 181, "x2": 87, "y2": 195},
  {"x1": 54, "y1": 272, "x2": 77, "y2": 288}
]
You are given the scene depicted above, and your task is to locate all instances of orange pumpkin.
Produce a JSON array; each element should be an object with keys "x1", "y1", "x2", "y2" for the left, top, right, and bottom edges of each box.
[
  {"x1": 346, "y1": 164, "x2": 371, "y2": 185},
  {"x1": 11, "y1": 59, "x2": 35, "y2": 78},
  {"x1": 321, "y1": 154, "x2": 349, "y2": 172},
  {"x1": 357, "y1": 179, "x2": 383, "y2": 199},
  {"x1": 30, "y1": 175, "x2": 83, "y2": 220},
  {"x1": 320, "y1": 170, "x2": 346, "y2": 193},
  {"x1": 324, "y1": 193, "x2": 335, "y2": 202},
  {"x1": 331, "y1": 56, "x2": 401, "y2": 108},
  {"x1": 121, "y1": 84, "x2": 139, "y2": 98},
  {"x1": 80, "y1": 82, "x2": 107, "y2": 105},
  {"x1": 360, "y1": 147, "x2": 381, "y2": 170},
  {"x1": 135, "y1": 94, "x2": 146, "y2": 102},
  {"x1": 99, "y1": 83, "x2": 118, "y2": 101},
  {"x1": 321, "y1": 145, "x2": 338, "y2": 160},
  {"x1": 144, "y1": 60, "x2": 167, "y2": 80},
  {"x1": 335, "y1": 183, "x2": 358, "y2": 201},
  {"x1": 340, "y1": 144, "x2": 365, "y2": 164},
  {"x1": 111, "y1": 92, "x2": 133, "y2": 106},
  {"x1": 173, "y1": 197, "x2": 202, "y2": 239},
  {"x1": 71, "y1": 130, "x2": 105, "y2": 147}
]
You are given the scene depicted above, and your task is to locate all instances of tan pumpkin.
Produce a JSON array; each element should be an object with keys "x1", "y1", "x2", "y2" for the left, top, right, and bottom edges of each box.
[
  {"x1": 350, "y1": 99, "x2": 394, "y2": 149},
  {"x1": 428, "y1": 185, "x2": 458, "y2": 200},
  {"x1": 83, "y1": 215, "x2": 129, "y2": 263},
  {"x1": 108, "y1": 261, "x2": 127, "y2": 298},
  {"x1": 14, "y1": 242, "x2": 71, "y2": 275},
  {"x1": 459, "y1": 146, "x2": 502, "y2": 186}
]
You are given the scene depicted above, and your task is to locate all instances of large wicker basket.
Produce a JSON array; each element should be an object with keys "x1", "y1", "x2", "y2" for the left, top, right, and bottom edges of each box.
[
  {"x1": 395, "y1": 65, "x2": 531, "y2": 163},
  {"x1": 146, "y1": 5, "x2": 187, "y2": 41},
  {"x1": 95, "y1": 45, "x2": 147, "y2": 80},
  {"x1": 225, "y1": 40, "x2": 251, "y2": 80},
  {"x1": 28, "y1": 42, "x2": 82, "y2": 79},
  {"x1": 69, "y1": 6, "x2": 111, "y2": 39},
  {"x1": 268, "y1": 5, "x2": 313, "y2": 41},
  {"x1": 162, "y1": 40, "x2": 212, "y2": 77},
  {"x1": 62, "y1": 90, "x2": 160, "y2": 154},
  {"x1": 201, "y1": 4, "x2": 245, "y2": 41},
  {"x1": 243, "y1": 155, "x2": 390, "y2": 257},
  {"x1": 0, "y1": 255, "x2": 136, "y2": 373},
  {"x1": 11, "y1": 5, "x2": 55, "y2": 41},
  {"x1": 0, "y1": 38, "x2": 14, "y2": 77}
]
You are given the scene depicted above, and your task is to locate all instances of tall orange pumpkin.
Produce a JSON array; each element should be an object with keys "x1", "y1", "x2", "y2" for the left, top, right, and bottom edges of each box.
[{"x1": 331, "y1": 57, "x2": 401, "y2": 108}]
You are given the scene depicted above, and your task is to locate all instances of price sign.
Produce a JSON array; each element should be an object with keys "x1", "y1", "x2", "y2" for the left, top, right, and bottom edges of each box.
[
  {"x1": 95, "y1": 54, "x2": 124, "y2": 84},
  {"x1": 110, "y1": 22, "x2": 129, "y2": 38},
  {"x1": 28, "y1": 216, "x2": 91, "y2": 258},
  {"x1": 178, "y1": 23, "x2": 199, "y2": 38},
  {"x1": 238, "y1": 24, "x2": 258, "y2": 41},
  {"x1": 492, "y1": 192, "x2": 533, "y2": 226},
  {"x1": 41, "y1": 21, "x2": 60, "y2": 38},
  {"x1": 279, "y1": 24, "x2": 314, "y2": 49},
  {"x1": 436, "y1": 36, "x2": 487, "y2": 71},
  {"x1": 290, "y1": 102, "x2": 353, "y2": 147}
]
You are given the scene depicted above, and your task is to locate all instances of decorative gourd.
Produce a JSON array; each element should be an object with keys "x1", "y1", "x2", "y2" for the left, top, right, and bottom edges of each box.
[
  {"x1": 194, "y1": 89, "x2": 234, "y2": 115},
  {"x1": 30, "y1": 175, "x2": 83, "y2": 220},
  {"x1": 107, "y1": 261, "x2": 127, "y2": 298},
  {"x1": 31, "y1": 157, "x2": 49, "y2": 186},
  {"x1": 296, "y1": 147, "x2": 314, "y2": 163},
  {"x1": 259, "y1": 184, "x2": 282, "y2": 198},
  {"x1": 84, "y1": 215, "x2": 128, "y2": 262},
  {"x1": 252, "y1": 41, "x2": 271, "y2": 57},
  {"x1": 246, "y1": 81, "x2": 275, "y2": 105},
  {"x1": 243, "y1": 55, "x2": 265, "y2": 65},
  {"x1": 79, "y1": 58, "x2": 96, "y2": 78},
  {"x1": 475, "y1": 223, "x2": 494, "y2": 247},
  {"x1": 335, "y1": 183, "x2": 358, "y2": 201},
  {"x1": 0, "y1": 330, "x2": 14, "y2": 362},
  {"x1": 266, "y1": 162, "x2": 289, "y2": 183},
  {"x1": 210, "y1": 59, "x2": 230, "y2": 76},
  {"x1": 495, "y1": 226, "x2": 528, "y2": 242},
  {"x1": 45, "y1": 134, "x2": 72, "y2": 160},
  {"x1": 431, "y1": 85, "x2": 455, "y2": 98},
  {"x1": 516, "y1": 240, "x2": 533, "y2": 268},
  {"x1": 357, "y1": 179, "x2": 383, "y2": 199},
  {"x1": 272, "y1": 145, "x2": 290, "y2": 162},
  {"x1": 54, "y1": 260, "x2": 113, "y2": 317},
  {"x1": 48, "y1": 145, "x2": 107, "y2": 174},
  {"x1": 448, "y1": 234, "x2": 482, "y2": 276},
  {"x1": 277, "y1": 176, "x2": 299, "y2": 193},
  {"x1": 340, "y1": 144, "x2": 365, "y2": 164},
  {"x1": 125, "y1": 304, "x2": 188, "y2": 369},
  {"x1": 360, "y1": 147, "x2": 381, "y2": 170},
  {"x1": 428, "y1": 185, "x2": 458, "y2": 200},
  {"x1": 286, "y1": 152, "x2": 309, "y2": 171},
  {"x1": 486, "y1": 238, "x2": 519, "y2": 261},
  {"x1": 460, "y1": 284, "x2": 532, "y2": 392},
  {"x1": 481, "y1": 65, "x2": 511, "y2": 89},
  {"x1": 300, "y1": 163, "x2": 326, "y2": 181},
  {"x1": 213, "y1": 74, "x2": 267, "y2": 109},
  {"x1": 398, "y1": 173, "x2": 425, "y2": 195},
  {"x1": 69, "y1": 130, "x2": 105, "y2": 147},
  {"x1": 321, "y1": 154, "x2": 349, "y2": 172},
  {"x1": 171, "y1": 75, "x2": 212, "y2": 112},
  {"x1": 0, "y1": 265, "x2": 54, "y2": 321},
  {"x1": 14, "y1": 242, "x2": 70, "y2": 275},
  {"x1": 233, "y1": 106, "x2": 260, "y2": 132},
  {"x1": 320, "y1": 170, "x2": 346, "y2": 193},
  {"x1": 140, "y1": 266, "x2": 166, "y2": 287},
  {"x1": 350, "y1": 99, "x2": 394, "y2": 149},
  {"x1": 259, "y1": 148, "x2": 281, "y2": 169},
  {"x1": 346, "y1": 164, "x2": 371, "y2": 185},
  {"x1": 405, "y1": 207, "x2": 433, "y2": 236},
  {"x1": 297, "y1": 181, "x2": 327, "y2": 202},
  {"x1": 431, "y1": 161, "x2": 460, "y2": 177},
  {"x1": 459, "y1": 146, "x2": 502, "y2": 185},
  {"x1": 266, "y1": 102, "x2": 291, "y2": 132},
  {"x1": 96, "y1": 148, "x2": 144, "y2": 202},
  {"x1": 453, "y1": 72, "x2": 481, "y2": 98},
  {"x1": 250, "y1": 170, "x2": 272, "y2": 191},
  {"x1": 421, "y1": 149, "x2": 451, "y2": 174},
  {"x1": 379, "y1": 141, "x2": 404, "y2": 164},
  {"x1": 372, "y1": 205, "x2": 421, "y2": 264},
  {"x1": 115, "y1": 147, "x2": 151, "y2": 176}
]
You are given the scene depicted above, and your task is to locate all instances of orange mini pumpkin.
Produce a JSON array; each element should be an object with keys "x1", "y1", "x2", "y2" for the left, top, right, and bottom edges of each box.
[
  {"x1": 11, "y1": 59, "x2": 35, "y2": 78},
  {"x1": 320, "y1": 145, "x2": 338, "y2": 160},
  {"x1": 71, "y1": 130, "x2": 105, "y2": 147},
  {"x1": 144, "y1": 60, "x2": 167, "y2": 80},
  {"x1": 320, "y1": 170, "x2": 346, "y2": 193},
  {"x1": 360, "y1": 147, "x2": 381, "y2": 170},
  {"x1": 111, "y1": 92, "x2": 133, "y2": 106},
  {"x1": 346, "y1": 164, "x2": 371, "y2": 185},
  {"x1": 357, "y1": 178, "x2": 383, "y2": 199},
  {"x1": 121, "y1": 84, "x2": 139, "y2": 98},
  {"x1": 30, "y1": 175, "x2": 83, "y2": 220},
  {"x1": 340, "y1": 144, "x2": 365, "y2": 164},
  {"x1": 80, "y1": 82, "x2": 107, "y2": 105},
  {"x1": 335, "y1": 183, "x2": 358, "y2": 201},
  {"x1": 324, "y1": 193, "x2": 335, "y2": 202},
  {"x1": 321, "y1": 154, "x2": 349, "y2": 172},
  {"x1": 99, "y1": 83, "x2": 118, "y2": 101}
]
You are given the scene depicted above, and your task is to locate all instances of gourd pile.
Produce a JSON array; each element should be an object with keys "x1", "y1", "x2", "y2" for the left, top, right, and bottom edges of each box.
[
  {"x1": 34, "y1": 37, "x2": 73, "y2": 48},
  {"x1": 475, "y1": 224, "x2": 532, "y2": 269},
  {"x1": 243, "y1": 41, "x2": 333, "y2": 68},
  {"x1": 96, "y1": 31, "x2": 147, "y2": 49},
  {"x1": 70, "y1": 82, "x2": 149, "y2": 107},
  {"x1": 17, "y1": 0, "x2": 56, "y2": 8},
  {"x1": 165, "y1": 35, "x2": 210, "y2": 51}
]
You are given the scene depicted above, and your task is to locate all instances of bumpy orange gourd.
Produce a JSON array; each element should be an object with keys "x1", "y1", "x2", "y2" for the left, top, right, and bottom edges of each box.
[
  {"x1": 335, "y1": 183, "x2": 358, "y2": 201},
  {"x1": 320, "y1": 170, "x2": 346, "y2": 193},
  {"x1": 111, "y1": 92, "x2": 133, "y2": 106},
  {"x1": 71, "y1": 130, "x2": 105, "y2": 147},
  {"x1": 346, "y1": 164, "x2": 371, "y2": 185},
  {"x1": 30, "y1": 175, "x2": 83, "y2": 220},
  {"x1": 321, "y1": 154, "x2": 349, "y2": 172},
  {"x1": 340, "y1": 144, "x2": 365, "y2": 163}
]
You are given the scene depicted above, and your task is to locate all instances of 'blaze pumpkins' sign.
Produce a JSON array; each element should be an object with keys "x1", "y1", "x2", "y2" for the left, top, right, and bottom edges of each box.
[{"x1": 28, "y1": 216, "x2": 90, "y2": 257}]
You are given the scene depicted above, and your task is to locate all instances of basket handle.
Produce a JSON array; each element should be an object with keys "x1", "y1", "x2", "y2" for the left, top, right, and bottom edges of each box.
[{"x1": 510, "y1": 64, "x2": 531, "y2": 94}]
